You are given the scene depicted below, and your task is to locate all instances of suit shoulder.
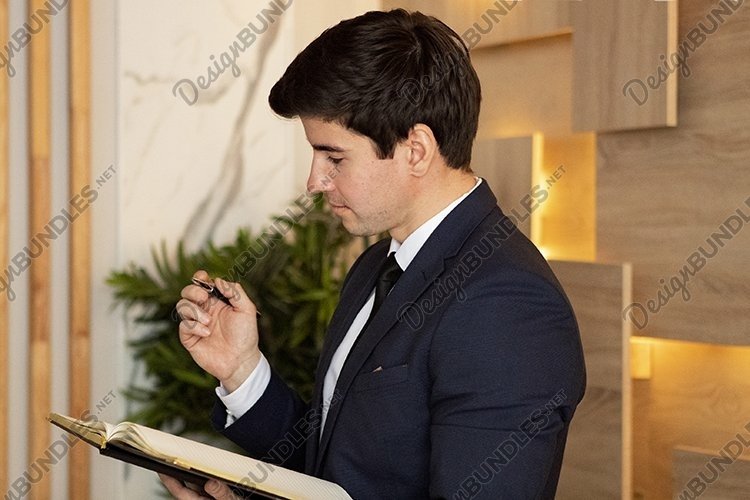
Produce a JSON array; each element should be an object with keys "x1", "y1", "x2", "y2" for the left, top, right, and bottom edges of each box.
[{"x1": 460, "y1": 209, "x2": 569, "y2": 299}]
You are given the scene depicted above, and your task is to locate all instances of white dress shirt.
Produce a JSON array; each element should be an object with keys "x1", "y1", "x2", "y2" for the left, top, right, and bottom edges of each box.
[{"x1": 216, "y1": 178, "x2": 482, "y2": 430}]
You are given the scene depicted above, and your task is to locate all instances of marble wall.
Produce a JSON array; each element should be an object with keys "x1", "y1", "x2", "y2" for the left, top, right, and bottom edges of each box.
[
  {"x1": 120, "y1": 0, "x2": 297, "y2": 259},
  {"x1": 88, "y1": 1, "x2": 378, "y2": 498}
]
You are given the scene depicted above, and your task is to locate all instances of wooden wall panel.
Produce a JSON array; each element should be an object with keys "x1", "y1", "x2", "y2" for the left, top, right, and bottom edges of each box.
[
  {"x1": 473, "y1": 34, "x2": 573, "y2": 138},
  {"x1": 387, "y1": 2, "x2": 748, "y2": 498},
  {"x1": 673, "y1": 446, "x2": 750, "y2": 499},
  {"x1": 597, "y1": 0, "x2": 750, "y2": 345},
  {"x1": 472, "y1": 136, "x2": 534, "y2": 237},
  {"x1": 534, "y1": 133, "x2": 595, "y2": 261},
  {"x1": 548, "y1": 260, "x2": 632, "y2": 500},
  {"x1": 381, "y1": 0, "x2": 475, "y2": 35},
  {"x1": 0, "y1": 0, "x2": 8, "y2": 494},
  {"x1": 632, "y1": 341, "x2": 750, "y2": 499},
  {"x1": 572, "y1": 0, "x2": 677, "y2": 132},
  {"x1": 599, "y1": 0, "x2": 750, "y2": 494},
  {"x1": 70, "y1": 1, "x2": 92, "y2": 498},
  {"x1": 28, "y1": 0, "x2": 52, "y2": 498},
  {"x1": 382, "y1": 0, "x2": 571, "y2": 48},
  {"x1": 469, "y1": 0, "x2": 571, "y2": 48}
]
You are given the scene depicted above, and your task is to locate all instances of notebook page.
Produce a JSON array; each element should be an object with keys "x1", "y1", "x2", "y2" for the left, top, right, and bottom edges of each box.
[
  {"x1": 48, "y1": 413, "x2": 111, "y2": 447},
  {"x1": 110, "y1": 424, "x2": 351, "y2": 499}
]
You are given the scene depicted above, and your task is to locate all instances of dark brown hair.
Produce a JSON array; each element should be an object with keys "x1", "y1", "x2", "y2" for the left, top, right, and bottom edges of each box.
[{"x1": 269, "y1": 9, "x2": 481, "y2": 170}]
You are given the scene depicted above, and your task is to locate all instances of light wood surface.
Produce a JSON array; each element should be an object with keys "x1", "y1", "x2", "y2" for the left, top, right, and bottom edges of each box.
[
  {"x1": 383, "y1": 0, "x2": 572, "y2": 48},
  {"x1": 632, "y1": 340, "x2": 750, "y2": 499},
  {"x1": 69, "y1": 1, "x2": 92, "y2": 497},
  {"x1": 469, "y1": 0, "x2": 571, "y2": 47},
  {"x1": 535, "y1": 133, "x2": 595, "y2": 261},
  {"x1": 382, "y1": 0, "x2": 474, "y2": 36},
  {"x1": 673, "y1": 446, "x2": 750, "y2": 499},
  {"x1": 594, "y1": 0, "x2": 750, "y2": 494},
  {"x1": 548, "y1": 260, "x2": 632, "y2": 500},
  {"x1": 472, "y1": 136, "x2": 534, "y2": 237},
  {"x1": 384, "y1": 0, "x2": 677, "y2": 134},
  {"x1": 571, "y1": 0, "x2": 678, "y2": 132},
  {"x1": 28, "y1": 0, "x2": 52, "y2": 498},
  {"x1": 473, "y1": 34, "x2": 573, "y2": 138},
  {"x1": 597, "y1": 0, "x2": 750, "y2": 345},
  {"x1": 384, "y1": 0, "x2": 750, "y2": 498},
  {"x1": 0, "y1": 0, "x2": 9, "y2": 494}
]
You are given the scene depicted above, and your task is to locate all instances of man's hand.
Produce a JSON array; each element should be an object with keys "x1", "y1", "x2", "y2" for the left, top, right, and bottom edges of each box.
[
  {"x1": 159, "y1": 474, "x2": 239, "y2": 500},
  {"x1": 176, "y1": 270, "x2": 262, "y2": 392}
]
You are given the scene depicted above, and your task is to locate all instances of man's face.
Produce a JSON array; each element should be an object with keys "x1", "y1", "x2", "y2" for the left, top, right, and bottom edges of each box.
[{"x1": 301, "y1": 117, "x2": 413, "y2": 238}]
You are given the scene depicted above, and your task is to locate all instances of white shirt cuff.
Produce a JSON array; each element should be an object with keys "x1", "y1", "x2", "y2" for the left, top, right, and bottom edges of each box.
[{"x1": 215, "y1": 353, "x2": 271, "y2": 428}]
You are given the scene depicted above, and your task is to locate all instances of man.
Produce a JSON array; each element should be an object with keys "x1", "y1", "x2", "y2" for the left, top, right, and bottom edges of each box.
[{"x1": 162, "y1": 9, "x2": 585, "y2": 500}]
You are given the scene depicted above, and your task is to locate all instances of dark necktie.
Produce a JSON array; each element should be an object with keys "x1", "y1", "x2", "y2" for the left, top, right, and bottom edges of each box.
[
  {"x1": 355, "y1": 252, "x2": 403, "y2": 341},
  {"x1": 371, "y1": 253, "x2": 403, "y2": 318},
  {"x1": 346, "y1": 253, "x2": 403, "y2": 357}
]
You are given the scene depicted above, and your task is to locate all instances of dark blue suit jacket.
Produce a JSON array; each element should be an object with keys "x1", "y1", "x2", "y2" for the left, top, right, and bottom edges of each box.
[{"x1": 212, "y1": 180, "x2": 586, "y2": 499}]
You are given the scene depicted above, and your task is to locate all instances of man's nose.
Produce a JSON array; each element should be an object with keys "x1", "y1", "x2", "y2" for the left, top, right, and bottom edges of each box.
[{"x1": 306, "y1": 161, "x2": 336, "y2": 194}]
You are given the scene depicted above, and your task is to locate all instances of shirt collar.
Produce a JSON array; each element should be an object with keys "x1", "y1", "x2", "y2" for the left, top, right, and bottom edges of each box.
[{"x1": 388, "y1": 177, "x2": 482, "y2": 270}]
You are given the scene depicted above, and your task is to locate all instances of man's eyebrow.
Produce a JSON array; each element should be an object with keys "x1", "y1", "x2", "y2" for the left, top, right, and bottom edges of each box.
[{"x1": 311, "y1": 143, "x2": 347, "y2": 153}]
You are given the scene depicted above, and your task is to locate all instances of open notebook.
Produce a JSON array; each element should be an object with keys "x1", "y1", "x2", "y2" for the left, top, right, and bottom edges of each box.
[{"x1": 48, "y1": 413, "x2": 351, "y2": 499}]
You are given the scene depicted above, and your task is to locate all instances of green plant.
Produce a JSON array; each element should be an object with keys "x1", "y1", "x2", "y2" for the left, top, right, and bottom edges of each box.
[{"x1": 107, "y1": 197, "x2": 361, "y2": 437}]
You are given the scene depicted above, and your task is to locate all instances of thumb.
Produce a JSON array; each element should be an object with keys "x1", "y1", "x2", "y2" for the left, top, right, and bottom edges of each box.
[
  {"x1": 214, "y1": 277, "x2": 258, "y2": 314},
  {"x1": 204, "y1": 480, "x2": 238, "y2": 500}
]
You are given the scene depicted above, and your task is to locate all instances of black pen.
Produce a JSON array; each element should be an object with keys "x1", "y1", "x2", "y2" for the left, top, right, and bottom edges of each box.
[
  {"x1": 191, "y1": 277, "x2": 261, "y2": 316},
  {"x1": 191, "y1": 277, "x2": 233, "y2": 306}
]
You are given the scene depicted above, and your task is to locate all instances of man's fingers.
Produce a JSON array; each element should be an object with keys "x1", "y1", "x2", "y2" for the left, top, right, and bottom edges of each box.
[
  {"x1": 192, "y1": 270, "x2": 209, "y2": 281},
  {"x1": 214, "y1": 278, "x2": 258, "y2": 315},
  {"x1": 181, "y1": 282, "x2": 210, "y2": 304},
  {"x1": 158, "y1": 474, "x2": 209, "y2": 499},
  {"x1": 176, "y1": 299, "x2": 211, "y2": 325},
  {"x1": 176, "y1": 300, "x2": 211, "y2": 338},
  {"x1": 204, "y1": 480, "x2": 239, "y2": 500},
  {"x1": 179, "y1": 317, "x2": 210, "y2": 342}
]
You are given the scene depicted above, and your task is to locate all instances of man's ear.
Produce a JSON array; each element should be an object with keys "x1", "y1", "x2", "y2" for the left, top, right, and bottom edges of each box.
[{"x1": 405, "y1": 123, "x2": 438, "y2": 177}]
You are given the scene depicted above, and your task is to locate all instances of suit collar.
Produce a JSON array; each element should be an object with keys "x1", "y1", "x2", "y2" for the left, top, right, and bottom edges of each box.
[{"x1": 312, "y1": 179, "x2": 498, "y2": 474}]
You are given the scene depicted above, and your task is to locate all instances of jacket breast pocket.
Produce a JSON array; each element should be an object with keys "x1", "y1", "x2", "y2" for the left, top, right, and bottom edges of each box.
[{"x1": 351, "y1": 363, "x2": 408, "y2": 393}]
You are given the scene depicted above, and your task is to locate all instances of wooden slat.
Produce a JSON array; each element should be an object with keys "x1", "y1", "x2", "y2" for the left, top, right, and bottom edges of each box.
[
  {"x1": 69, "y1": 0, "x2": 92, "y2": 498},
  {"x1": 0, "y1": 0, "x2": 9, "y2": 495},
  {"x1": 597, "y1": 0, "x2": 750, "y2": 345},
  {"x1": 673, "y1": 446, "x2": 750, "y2": 499},
  {"x1": 548, "y1": 260, "x2": 632, "y2": 499},
  {"x1": 571, "y1": 0, "x2": 678, "y2": 132},
  {"x1": 472, "y1": 136, "x2": 534, "y2": 237},
  {"x1": 28, "y1": 0, "x2": 52, "y2": 498}
]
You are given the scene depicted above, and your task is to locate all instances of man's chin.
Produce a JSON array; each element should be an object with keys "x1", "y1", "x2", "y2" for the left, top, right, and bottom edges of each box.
[
  {"x1": 331, "y1": 209, "x2": 382, "y2": 237},
  {"x1": 339, "y1": 218, "x2": 377, "y2": 238}
]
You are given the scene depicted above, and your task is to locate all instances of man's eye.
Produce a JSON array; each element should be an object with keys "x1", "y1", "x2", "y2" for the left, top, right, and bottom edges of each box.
[{"x1": 328, "y1": 157, "x2": 344, "y2": 165}]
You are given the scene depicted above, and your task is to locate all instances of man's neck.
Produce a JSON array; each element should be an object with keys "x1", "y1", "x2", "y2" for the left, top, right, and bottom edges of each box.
[{"x1": 389, "y1": 171, "x2": 477, "y2": 242}]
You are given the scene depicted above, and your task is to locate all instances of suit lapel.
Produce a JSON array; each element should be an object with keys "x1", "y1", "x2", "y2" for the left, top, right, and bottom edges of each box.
[
  {"x1": 305, "y1": 242, "x2": 388, "y2": 473},
  {"x1": 313, "y1": 250, "x2": 443, "y2": 473},
  {"x1": 311, "y1": 180, "x2": 500, "y2": 474}
]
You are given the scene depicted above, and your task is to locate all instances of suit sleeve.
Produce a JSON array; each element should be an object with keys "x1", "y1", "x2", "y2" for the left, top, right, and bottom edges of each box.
[
  {"x1": 427, "y1": 270, "x2": 586, "y2": 499},
  {"x1": 210, "y1": 369, "x2": 309, "y2": 472}
]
